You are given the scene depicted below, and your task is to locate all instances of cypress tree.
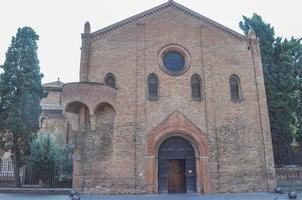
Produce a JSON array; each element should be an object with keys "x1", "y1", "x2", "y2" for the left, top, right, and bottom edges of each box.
[
  {"x1": 239, "y1": 14, "x2": 302, "y2": 142},
  {"x1": 0, "y1": 27, "x2": 46, "y2": 187}
]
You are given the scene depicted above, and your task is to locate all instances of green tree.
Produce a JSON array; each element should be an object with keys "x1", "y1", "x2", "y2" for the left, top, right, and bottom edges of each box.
[
  {"x1": 27, "y1": 133, "x2": 73, "y2": 186},
  {"x1": 282, "y1": 38, "x2": 302, "y2": 141},
  {"x1": 27, "y1": 133, "x2": 58, "y2": 164},
  {"x1": 239, "y1": 14, "x2": 302, "y2": 142},
  {"x1": 0, "y1": 27, "x2": 46, "y2": 187}
]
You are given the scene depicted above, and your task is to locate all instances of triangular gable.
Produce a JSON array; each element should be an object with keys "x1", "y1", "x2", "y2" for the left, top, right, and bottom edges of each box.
[{"x1": 88, "y1": 0, "x2": 247, "y2": 42}]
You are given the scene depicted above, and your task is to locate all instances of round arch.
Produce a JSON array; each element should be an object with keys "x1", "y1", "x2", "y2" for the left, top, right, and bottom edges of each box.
[
  {"x1": 65, "y1": 101, "x2": 89, "y2": 114},
  {"x1": 157, "y1": 135, "x2": 197, "y2": 193},
  {"x1": 155, "y1": 132, "x2": 201, "y2": 159},
  {"x1": 145, "y1": 111, "x2": 211, "y2": 194},
  {"x1": 93, "y1": 102, "x2": 116, "y2": 128},
  {"x1": 65, "y1": 101, "x2": 90, "y2": 131},
  {"x1": 93, "y1": 102, "x2": 116, "y2": 116}
]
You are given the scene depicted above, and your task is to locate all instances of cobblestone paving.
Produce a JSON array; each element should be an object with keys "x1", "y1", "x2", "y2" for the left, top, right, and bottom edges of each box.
[{"x1": 0, "y1": 192, "x2": 301, "y2": 200}]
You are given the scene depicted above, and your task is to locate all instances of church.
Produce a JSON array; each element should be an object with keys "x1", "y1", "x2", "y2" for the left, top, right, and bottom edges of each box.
[{"x1": 40, "y1": 0, "x2": 276, "y2": 194}]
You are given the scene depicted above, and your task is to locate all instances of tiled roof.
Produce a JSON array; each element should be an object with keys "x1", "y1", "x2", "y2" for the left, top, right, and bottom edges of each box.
[
  {"x1": 41, "y1": 104, "x2": 63, "y2": 111},
  {"x1": 43, "y1": 79, "x2": 64, "y2": 90}
]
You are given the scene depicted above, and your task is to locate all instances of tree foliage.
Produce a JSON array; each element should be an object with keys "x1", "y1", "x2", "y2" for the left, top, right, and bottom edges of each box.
[
  {"x1": 25, "y1": 133, "x2": 73, "y2": 186},
  {"x1": 27, "y1": 133, "x2": 73, "y2": 178},
  {"x1": 0, "y1": 27, "x2": 46, "y2": 186},
  {"x1": 240, "y1": 14, "x2": 302, "y2": 142},
  {"x1": 27, "y1": 133, "x2": 59, "y2": 163}
]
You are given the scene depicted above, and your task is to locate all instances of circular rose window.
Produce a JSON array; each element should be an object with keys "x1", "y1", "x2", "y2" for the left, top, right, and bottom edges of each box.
[
  {"x1": 163, "y1": 51, "x2": 185, "y2": 72},
  {"x1": 158, "y1": 44, "x2": 190, "y2": 76}
]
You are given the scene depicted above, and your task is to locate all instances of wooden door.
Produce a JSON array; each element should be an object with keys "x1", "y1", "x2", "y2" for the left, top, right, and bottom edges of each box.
[
  {"x1": 167, "y1": 159, "x2": 186, "y2": 193},
  {"x1": 158, "y1": 136, "x2": 196, "y2": 193}
]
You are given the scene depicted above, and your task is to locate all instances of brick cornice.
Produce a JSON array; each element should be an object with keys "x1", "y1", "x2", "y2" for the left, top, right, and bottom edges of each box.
[{"x1": 86, "y1": 1, "x2": 247, "y2": 42}]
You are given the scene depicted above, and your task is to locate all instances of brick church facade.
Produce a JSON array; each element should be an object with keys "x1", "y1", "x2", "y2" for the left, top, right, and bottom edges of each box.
[{"x1": 40, "y1": 0, "x2": 276, "y2": 194}]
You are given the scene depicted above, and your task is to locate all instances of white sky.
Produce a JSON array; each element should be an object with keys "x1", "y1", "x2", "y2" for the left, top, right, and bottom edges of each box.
[{"x1": 0, "y1": 0, "x2": 301, "y2": 83}]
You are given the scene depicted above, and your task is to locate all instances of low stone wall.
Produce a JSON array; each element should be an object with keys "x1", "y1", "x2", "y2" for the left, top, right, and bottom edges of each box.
[
  {"x1": 276, "y1": 167, "x2": 302, "y2": 180},
  {"x1": 276, "y1": 167, "x2": 302, "y2": 191}
]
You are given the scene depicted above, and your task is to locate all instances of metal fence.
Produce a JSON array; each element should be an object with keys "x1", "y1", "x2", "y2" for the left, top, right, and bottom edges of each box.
[
  {"x1": 0, "y1": 161, "x2": 72, "y2": 188},
  {"x1": 273, "y1": 142, "x2": 302, "y2": 168},
  {"x1": 273, "y1": 139, "x2": 302, "y2": 191}
]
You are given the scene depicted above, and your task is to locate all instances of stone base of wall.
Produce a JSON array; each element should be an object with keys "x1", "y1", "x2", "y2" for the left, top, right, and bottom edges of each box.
[
  {"x1": 276, "y1": 167, "x2": 302, "y2": 192},
  {"x1": 73, "y1": 176, "x2": 145, "y2": 195},
  {"x1": 73, "y1": 174, "x2": 273, "y2": 195}
]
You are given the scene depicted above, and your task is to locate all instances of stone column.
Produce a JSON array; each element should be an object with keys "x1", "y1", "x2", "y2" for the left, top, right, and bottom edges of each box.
[
  {"x1": 90, "y1": 115, "x2": 95, "y2": 131},
  {"x1": 80, "y1": 22, "x2": 91, "y2": 82}
]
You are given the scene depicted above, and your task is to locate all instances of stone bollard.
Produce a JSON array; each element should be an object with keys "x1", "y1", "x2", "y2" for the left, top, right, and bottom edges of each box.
[
  {"x1": 70, "y1": 189, "x2": 80, "y2": 200},
  {"x1": 288, "y1": 191, "x2": 297, "y2": 199},
  {"x1": 274, "y1": 187, "x2": 283, "y2": 194}
]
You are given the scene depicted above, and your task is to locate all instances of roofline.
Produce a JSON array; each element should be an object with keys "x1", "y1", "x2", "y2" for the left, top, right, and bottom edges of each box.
[
  {"x1": 171, "y1": 1, "x2": 246, "y2": 39},
  {"x1": 63, "y1": 81, "x2": 107, "y2": 87},
  {"x1": 41, "y1": 109, "x2": 63, "y2": 111},
  {"x1": 86, "y1": 1, "x2": 247, "y2": 42},
  {"x1": 43, "y1": 86, "x2": 62, "y2": 91},
  {"x1": 89, "y1": 1, "x2": 171, "y2": 39}
]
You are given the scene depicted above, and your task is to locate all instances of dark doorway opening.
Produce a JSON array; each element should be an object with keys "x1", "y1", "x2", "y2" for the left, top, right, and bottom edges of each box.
[
  {"x1": 158, "y1": 136, "x2": 196, "y2": 193},
  {"x1": 167, "y1": 159, "x2": 186, "y2": 193}
]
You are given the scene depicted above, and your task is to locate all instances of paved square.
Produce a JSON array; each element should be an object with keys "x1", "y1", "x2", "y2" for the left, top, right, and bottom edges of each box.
[{"x1": 0, "y1": 192, "x2": 300, "y2": 200}]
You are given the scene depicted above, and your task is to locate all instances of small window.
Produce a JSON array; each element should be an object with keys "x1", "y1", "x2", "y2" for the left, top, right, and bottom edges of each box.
[
  {"x1": 229, "y1": 75, "x2": 242, "y2": 102},
  {"x1": 105, "y1": 73, "x2": 116, "y2": 88},
  {"x1": 40, "y1": 118, "x2": 46, "y2": 128},
  {"x1": 191, "y1": 74, "x2": 202, "y2": 101},
  {"x1": 148, "y1": 73, "x2": 159, "y2": 100}
]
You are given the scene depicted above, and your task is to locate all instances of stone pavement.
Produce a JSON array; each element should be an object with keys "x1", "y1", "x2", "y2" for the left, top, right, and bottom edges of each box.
[
  {"x1": 0, "y1": 192, "x2": 301, "y2": 200},
  {"x1": 0, "y1": 193, "x2": 69, "y2": 200}
]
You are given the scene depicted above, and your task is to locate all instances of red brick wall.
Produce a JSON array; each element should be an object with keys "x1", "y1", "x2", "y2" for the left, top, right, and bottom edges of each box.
[{"x1": 69, "y1": 7, "x2": 275, "y2": 194}]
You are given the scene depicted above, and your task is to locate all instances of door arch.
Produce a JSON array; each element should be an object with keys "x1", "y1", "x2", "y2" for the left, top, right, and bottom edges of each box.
[
  {"x1": 158, "y1": 136, "x2": 196, "y2": 193},
  {"x1": 145, "y1": 111, "x2": 210, "y2": 194}
]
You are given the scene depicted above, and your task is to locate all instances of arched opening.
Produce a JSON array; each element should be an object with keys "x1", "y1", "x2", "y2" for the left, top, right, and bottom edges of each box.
[
  {"x1": 191, "y1": 74, "x2": 202, "y2": 101},
  {"x1": 158, "y1": 136, "x2": 197, "y2": 193},
  {"x1": 147, "y1": 73, "x2": 159, "y2": 100},
  {"x1": 94, "y1": 103, "x2": 116, "y2": 160},
  {"x1": 40, "y1": 118, "x2": 47, "y2": 129},
  {"x1": 104, "y1": 73, "x2": 116, "y2": 88},
  {"x1": 94, "y1": 103, "x2": 116, "y2": 126},
  {"x1": 65, "y1": 101, "x2": 90, "y2": 131},
  {"x1": 229, "y1": 74, "x2": 242, "y2": 102},
  {"x1": 145, "y1": 111, "x2": 210, "y2": 194}
]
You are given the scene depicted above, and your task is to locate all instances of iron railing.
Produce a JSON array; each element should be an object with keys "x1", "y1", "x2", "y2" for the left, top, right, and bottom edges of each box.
[
  {"x1": 273, "y1": 138, "x2": 302, "y2": 191},
  {"x1": 0, "y1": 161, "x2": 72, "y2": 188},
  {"x1": 273, "y1": 142, "x2": 301, "y2": 167}
]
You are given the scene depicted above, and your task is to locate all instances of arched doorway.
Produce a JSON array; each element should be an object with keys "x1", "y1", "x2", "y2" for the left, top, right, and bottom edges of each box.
[{"x1": 158, "y1": 136, "x2": 196, "y2": 193}]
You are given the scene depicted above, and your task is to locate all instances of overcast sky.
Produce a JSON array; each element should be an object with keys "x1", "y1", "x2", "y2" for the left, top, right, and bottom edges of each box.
[{"x1": 0, "y1": 0, "x2": 301, "y2": 83}]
